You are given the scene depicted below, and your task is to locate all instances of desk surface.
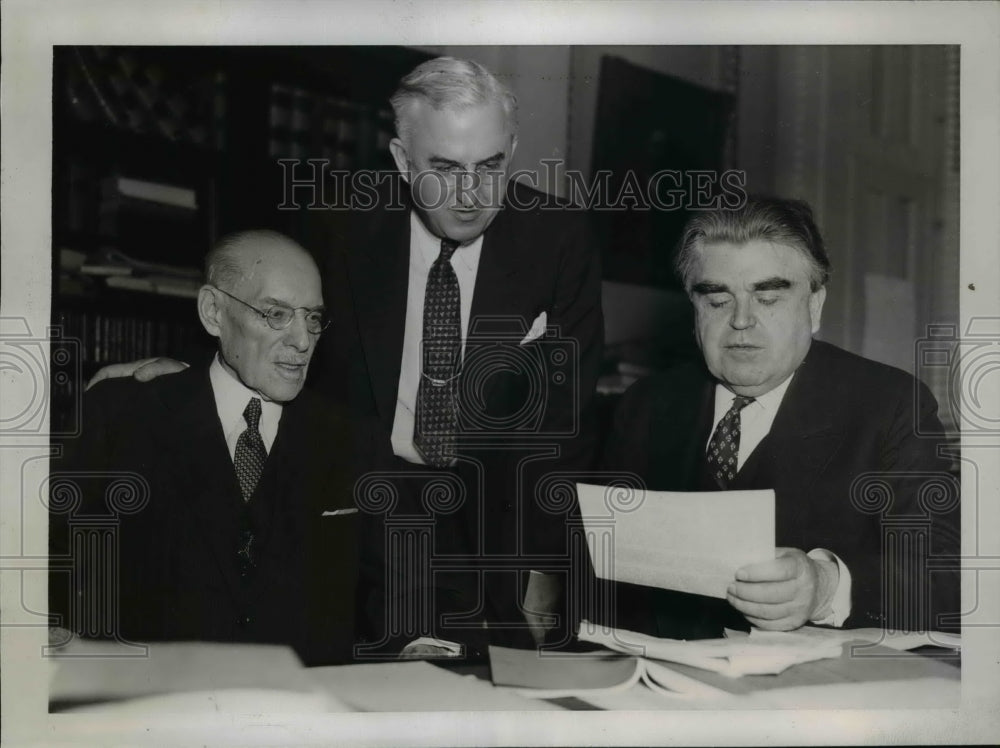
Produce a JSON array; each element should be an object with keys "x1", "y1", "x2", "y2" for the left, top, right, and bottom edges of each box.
[
  {"x1": 311, "y1": 642, "x2": 959, "y2": 712},
  {"x1": 49, "y1": 637, "x2": 959, "y2": 714}
]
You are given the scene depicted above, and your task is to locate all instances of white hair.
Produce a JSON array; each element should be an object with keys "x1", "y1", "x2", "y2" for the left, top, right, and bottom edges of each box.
[{"x1": 390, "y1": 56, "x2": 518, "y2": 146}]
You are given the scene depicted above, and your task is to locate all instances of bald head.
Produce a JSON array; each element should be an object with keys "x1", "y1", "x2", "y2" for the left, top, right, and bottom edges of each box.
[
  {"x1": 205, "y1": 230, "x2": 317, "y2": 293},
  {"x1": 198, "y1": 230, "x2": 324, "y2": 402}
]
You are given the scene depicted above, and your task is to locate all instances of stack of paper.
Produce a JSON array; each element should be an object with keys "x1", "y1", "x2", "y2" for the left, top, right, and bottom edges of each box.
[
  {"x1": 578, "y1": 624, "x2": 844, "y2": 677},
  {"x1": 792, "y1": 625, "x2": 961, "y2": 651},
  {"x1": 489, "y1": 645, "x2": 731, "y2": 700}
]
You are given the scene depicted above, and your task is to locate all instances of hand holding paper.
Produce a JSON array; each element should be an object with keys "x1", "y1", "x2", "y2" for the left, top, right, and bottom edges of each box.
[
  {"x1": 576, "y1": 483, "x2": 775, "y2": 599},
  {"x1": 727, "y1": 548, "x2": 839, "y2": 631}
]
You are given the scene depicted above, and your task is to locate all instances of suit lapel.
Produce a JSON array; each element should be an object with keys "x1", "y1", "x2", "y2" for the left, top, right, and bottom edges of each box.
[
  {"x1": 677, "y1": 379, "x2": 716, "y2": 491},
  {"x1": 153, "y1": 368, "x2": 245, "y2": 601},
  {"x1": 252, "y1": 395, "x2": 311, "y2": 525},
  {"x1": 765, "y1": 343, "x2": 842, "y2": 490},
  {"x1": 470, "y1": 201, "x2": 529, "y2": 326},
  {"x1": 648, "y1": 367, "x2": 716, "y2": 491}
]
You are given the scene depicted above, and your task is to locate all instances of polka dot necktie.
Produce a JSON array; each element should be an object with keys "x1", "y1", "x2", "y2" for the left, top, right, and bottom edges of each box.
[
  {"x1": 706, "y1": 395, "x2": 755, "y2": 489},
  {"x1": 414, "y1": 238, "x2": 461, "y2": 468},
  {"x1": 235, "y1": 397, "x2": 267, "y2": 501}
]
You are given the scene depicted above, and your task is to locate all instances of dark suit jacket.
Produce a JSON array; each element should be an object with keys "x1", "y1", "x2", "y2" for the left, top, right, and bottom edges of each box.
[
  {"x1": 49, "y1": 365, "x2": 374, "y2": 666},
  {"x1": 302, "y1": 179, "x2": 604, "y2": 651},
  {"x1": 600, "y1": 340, "x2": 960, "y2": 638}
]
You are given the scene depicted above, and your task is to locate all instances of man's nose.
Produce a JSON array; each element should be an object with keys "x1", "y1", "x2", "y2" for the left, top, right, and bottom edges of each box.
[
  {"x1": 729, "y1": 297, "x2": 756, "y2": 330},
  {"x1": 455, "y1": 170, "x2": 481, "y2": 205},
  {"x1": 284, "y1": 313, "x2": 313, "y2": 352}
]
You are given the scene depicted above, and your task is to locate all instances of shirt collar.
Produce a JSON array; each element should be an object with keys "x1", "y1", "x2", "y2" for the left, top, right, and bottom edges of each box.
[
  {"x1": 410, "y1": 211, "x2": 484, "y2": 273},
  {"x1": 209, "y1": 354, "x2": 283, "y2": 434},
  {"x1": 714, "y1": 371, "x2": 795, "y2": 414}
]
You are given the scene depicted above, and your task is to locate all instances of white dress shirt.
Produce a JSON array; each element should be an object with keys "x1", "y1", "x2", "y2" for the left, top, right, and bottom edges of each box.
[
  {"x1": 210, "y1": 355, "x2": 283, "y2": 461},
  {"x1": 391, "y1": 212, "x2": 484, "y2": 463},
  {"x1": 709, "y1": 374, "x2": 852, "y2": 627},
  {"x1": 391, "y1": 214, "x2": 487, "y2": 655},
  {"x1": 708, "y1": 376, "x2": 793, "y2": 468}
]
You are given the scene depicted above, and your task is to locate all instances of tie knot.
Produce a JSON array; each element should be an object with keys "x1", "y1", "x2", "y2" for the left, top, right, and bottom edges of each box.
[
  {"x1": 438, "y1": 239, "x2": 459, "y2": 263},
  {"x1": 243, "y1": 397, "x2": 262, "y2": 431},
  {"x1": 732, "y1": 395, "x2": 755, "y2": 412}
]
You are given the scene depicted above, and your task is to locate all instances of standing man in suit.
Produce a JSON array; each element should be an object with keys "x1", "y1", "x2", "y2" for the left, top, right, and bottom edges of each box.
[
  {"x1": 312, "y1": 57, "x2": 603, "y2": 656},
  {"x1": 601, "y1": 197, "x2": 959, "y2": 639},
  {"x1": 50, "y1": 230, "x2": 376, "y2": 665},
  {"x1": 85, "y1": 57, "x2": 604, "y2": 656}
]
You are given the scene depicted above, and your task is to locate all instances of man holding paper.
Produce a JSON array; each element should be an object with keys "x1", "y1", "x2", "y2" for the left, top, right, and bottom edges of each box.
[{"x1": 601, "y1": 197, "x2": 959, "y2": 638}]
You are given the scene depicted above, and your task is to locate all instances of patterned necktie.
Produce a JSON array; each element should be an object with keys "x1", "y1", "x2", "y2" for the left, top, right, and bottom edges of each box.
[
  {"x1": 234, "y1": 397, "x2": 267, "y2": 501},
  {"x1": 414, "y1": 238, "x2": 461, "y2": 468},
  {"x1": 706, "y1": 395, "x2": 755, "y2": 489}
]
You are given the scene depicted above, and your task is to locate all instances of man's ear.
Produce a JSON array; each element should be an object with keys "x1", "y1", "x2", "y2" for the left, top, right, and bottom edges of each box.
[
  {"x1": 197, "y1": 285, "x2": 223, "y2": 338},
  {"x1": 509, "y1": 134, "x2": 518, "y2": 161},
  {"x1": 388, "y1": 138, "x2": 410, "y2": 185},
  {"x1": 809, "y1": 285, "x2": 827, "y2": 334}
]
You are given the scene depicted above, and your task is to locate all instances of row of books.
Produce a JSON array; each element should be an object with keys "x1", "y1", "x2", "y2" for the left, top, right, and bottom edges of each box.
[
  {"x1": 50, "y1": 309, "x2": 207, "y2": 435},
  {"x1": 267, "y1": 82, "x2": 394, "y2": 167},
  {"x1": 53, "y1": 309, "x2": 203, "y2": 368}
]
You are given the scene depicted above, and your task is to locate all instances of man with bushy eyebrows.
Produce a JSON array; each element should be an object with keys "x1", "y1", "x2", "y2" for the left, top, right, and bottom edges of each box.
[{"x1": 601, "y1": 197, "x2": 959, "y2": 639}]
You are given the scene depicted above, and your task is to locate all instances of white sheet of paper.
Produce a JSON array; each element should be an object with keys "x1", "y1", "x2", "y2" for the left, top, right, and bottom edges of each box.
[
  {"x1": 309, "y1": 661, "x2": 560, "y2": 712},
  {"x1": 576, "y1": 483, "x2": 775, "y2": 598}
]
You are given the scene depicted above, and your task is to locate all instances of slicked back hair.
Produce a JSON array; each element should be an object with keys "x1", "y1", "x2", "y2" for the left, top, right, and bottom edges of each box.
[
  {"x1": 675, "y1": 197, "x2": 832, "y2": 292},
  {"x1": 390, "y1": 56, "x2": 518, "y2": 147}
]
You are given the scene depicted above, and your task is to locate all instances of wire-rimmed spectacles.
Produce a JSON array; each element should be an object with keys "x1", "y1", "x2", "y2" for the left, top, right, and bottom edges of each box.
[{"x1": 211, "y1": 285, "x2": 330, "y2": 334}]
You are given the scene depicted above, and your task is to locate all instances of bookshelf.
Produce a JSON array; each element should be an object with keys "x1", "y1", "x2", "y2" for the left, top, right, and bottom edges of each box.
[{"x1": 51, "y1": 45, "x2": 430, "y2": 428}]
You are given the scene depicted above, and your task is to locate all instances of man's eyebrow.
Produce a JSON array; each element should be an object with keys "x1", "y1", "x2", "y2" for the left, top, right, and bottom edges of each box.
[
  {"x1": 751, "y1": 277, "x2": 793, "y2": 292},
  {"x1": 428, "y1": 156, "x2": 462, "y2": 168},
  {"x1": 428, "y1": 152, "x2": 505, "y2": 169},
  {"x1": 691, "y1": 282, "x2": 730, "y2": 295},
  {"x1": 260, "y1": 297, "x2": 324, "y2": 311},
  {"x1": 474, "y1": 151, "x2": 506, "y2": 167}
]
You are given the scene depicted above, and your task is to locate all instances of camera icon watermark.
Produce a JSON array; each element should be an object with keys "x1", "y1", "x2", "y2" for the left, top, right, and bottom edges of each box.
[
  {"x1": 0, "y1": 317, "x2": 82, "y2": 439},
  {"x1": 425, "y1": 315, "x2": 580, "y2": 440},
  {"x1": 915, "y1": 317, "x2": 1000, "y2": 435}
]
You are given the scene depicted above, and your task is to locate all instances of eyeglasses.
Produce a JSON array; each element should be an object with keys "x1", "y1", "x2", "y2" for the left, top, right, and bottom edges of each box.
[{"x1": 211, "y1": 285, "x2": 330, "y2": 334}]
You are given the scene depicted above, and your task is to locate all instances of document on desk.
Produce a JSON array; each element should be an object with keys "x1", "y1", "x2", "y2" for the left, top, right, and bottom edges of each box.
[
  {"x1": 48, "y1": 640, "x2": 345, "y2": 713},
  {"x1": 577, "y1": 624, "x2": 843, "y2": 678},
  {"x1": 576, "y1": 483, "x2": 775, "y2": 598}
]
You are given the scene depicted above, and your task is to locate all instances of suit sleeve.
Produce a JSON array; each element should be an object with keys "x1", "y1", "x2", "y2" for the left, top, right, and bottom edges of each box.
[
  {"x1": 845, "y1": 378, "x2": 960, "y2": 632},
  {"x1": 600, "y1": 378, "x2": 654, "y2": 476},
  {"x1": 549, "y1": 210, "x2": 604, "y2": 467},
  {"x1": 522, "y1": 210, "x2": 604, "y2": 560},
  {"x1": 311, "y1": 245, "x2": 356, "y2": 404}
]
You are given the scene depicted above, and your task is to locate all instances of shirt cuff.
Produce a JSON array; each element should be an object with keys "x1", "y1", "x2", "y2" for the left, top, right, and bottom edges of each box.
[
  {"x1": 401, "y1": 637, "x2": 464, "y2": 657},
  {"x1": 807, "y1": 548, "x2": 852, "y2": 627}
]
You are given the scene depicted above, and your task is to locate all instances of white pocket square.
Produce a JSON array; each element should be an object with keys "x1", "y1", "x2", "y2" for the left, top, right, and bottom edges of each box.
[{"x1": 519, "y1": 311, "x2": 547, "y2": 345}]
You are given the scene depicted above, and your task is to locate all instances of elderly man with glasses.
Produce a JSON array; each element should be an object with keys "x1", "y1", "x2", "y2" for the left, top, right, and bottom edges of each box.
[
  {"x1": 49, "y1": 230, "x2": 385, "y2": 665},
  {"x1": 81, "y1": 56, "x2": 604, "y2": 659}
]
